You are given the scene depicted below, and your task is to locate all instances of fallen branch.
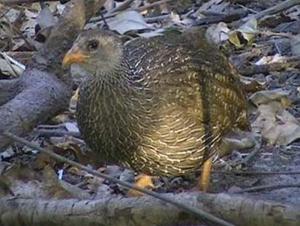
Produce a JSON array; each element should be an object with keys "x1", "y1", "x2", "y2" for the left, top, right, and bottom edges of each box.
[
  {"x1": 254, "y1": 0, "x2": 300, "y2": 20},
  {"x1": 109, "y1": 0, "x2": 135, "y2": 13},
  {"x1": 233, "y1": 0, "x2": 300, "y2": 27},
  {"x1": 0, "y1": 0, "x2": 106, "y2": 150},
  {"x1": 195, "y1": 9, "x2": 248, "y2": 25},
  {"x1": 238, "y1": 58, "x2": 300, "y2": 76},
  {"x1": 0, "y1": 192, "x2": 299, "y2": 226},
  {"x1": 35, "y1": 128, "x2": 81, "y2": 138}
]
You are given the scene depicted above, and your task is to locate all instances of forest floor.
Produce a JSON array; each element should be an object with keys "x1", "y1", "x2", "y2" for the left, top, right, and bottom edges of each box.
[{"x1": 0, "y1": 0, "x2": 300, "y2": 225}]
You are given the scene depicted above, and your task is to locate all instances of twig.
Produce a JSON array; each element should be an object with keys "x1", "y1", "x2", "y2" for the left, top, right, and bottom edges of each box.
[
  {"x1": 254, "y1": 0, "x2": 300, "y2": 20},
  {"x1": 35, "y1": 129, "x2": 81, "y2": 138},
  {"x1": 0, "y1": 52, "x2": 25, "y2": 71},
  {"x1": 145, "y1": 14, "x2": 170, "y2": 23},
  {"x1": 0, "y1": 52, "x2": 25, "y2": 77},
  {"x1": 109, "y1": 0, "x2": 135, "y2": 14},
  {"x1": 235, "y1": 183, "x2": 300, "y2": 193},
  {"x1": 236, "y1": 3, "x2": 258, "y2": 14},
  {"x1": 3, "y1": 131, "x2": 235, "y2": 226},
  {"x1": 238, "y1": 56, "x2": 300, "y2": 76},
  {"x1": 195, "y1": 9, "x2": 248, "y2": 26},
  {"x1": 214, "y1": 170, "x2": 300, "y2": 176},
  {"x1": 233, "y1": 0, "x2": 300, "y2": 28},
  {"x1": 37, "y1": 124, "x2": 66, "y2": 129},
  {"x1": 99, "y1": 12, "x2": 109, "y2": 29},
  {"x1": 258, "y1": 30, "x2": 293, "y2": 38},
  {"x1": 0, "y1": 0, "x2": 58, "y2": 5}
]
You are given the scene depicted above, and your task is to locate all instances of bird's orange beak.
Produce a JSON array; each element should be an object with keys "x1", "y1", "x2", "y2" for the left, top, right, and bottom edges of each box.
[{"x1": 62, "y1": 47, "x2": 89, "y2": 68}]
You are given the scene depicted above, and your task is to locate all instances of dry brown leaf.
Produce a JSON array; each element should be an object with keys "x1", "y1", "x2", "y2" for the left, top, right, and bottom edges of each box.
[
  {"x1": 220, "y1": 136, "x2": 256, "y2": 156},
  {"x1": 250, "y1": 89, "x2": 291, "y2": 107},
  {"x1": 107, "y1": 10, "x2": 152, "y2": 34},
  {"x1": 253, "y1": 101, "x2": 300, "y2": 145},
  {"x1": 250, "y1": 89, "x2": 300, "y2": 145}
]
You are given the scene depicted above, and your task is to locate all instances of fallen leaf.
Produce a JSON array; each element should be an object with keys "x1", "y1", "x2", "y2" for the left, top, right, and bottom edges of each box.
[
  {"x1": 229, "y1": 18, "x2": 257, "y2": 48},
  {"x1": 107, "y1": 10, "x2": 152, "y2": 34},
  {"x1": 250, "y1": 89, "x2": 290, "y2": 107},
  {"x1": 220, "y1": 136, "x2": 256, "y2": 156},
  {"x1": 253, "y1": 101, "x2": 300, "y2": 145},
  {"x1": 205, "y1": 22, "x2": 230, "y2": 45}
]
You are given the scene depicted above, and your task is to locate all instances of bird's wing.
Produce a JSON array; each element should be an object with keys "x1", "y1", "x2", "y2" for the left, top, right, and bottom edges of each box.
[{"x1": 124, "y1": 31, "x2": 249, "y2": 163}]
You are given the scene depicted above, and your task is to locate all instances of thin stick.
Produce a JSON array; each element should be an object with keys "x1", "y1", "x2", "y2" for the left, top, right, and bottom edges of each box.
[
  {"x1": 34, "y1": 129, "x2": 81, "y2": 138},
  {"x1": 3, "y1": 132, "x2": 235, "y2": 226},
  {"x1": 145, "y1": 14, "x2": 170, "y2": 23},
  {"x1": 235, "y1": 183, "x2": 300, "y2": 193},
  {"x1": 1, "y1": 0, "x2": 58, "y2": 5},
  {"x1": 213, "y1": 170, "x2": 300, "y2": 176},
  {"x1": 109, "y1": 0, "x2": 135, "y2": 14}
]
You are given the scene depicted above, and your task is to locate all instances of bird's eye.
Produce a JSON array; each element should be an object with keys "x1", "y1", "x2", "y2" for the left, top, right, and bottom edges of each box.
[{"x1": 87, "y1": 39, "x2": 99, "y2": 51}]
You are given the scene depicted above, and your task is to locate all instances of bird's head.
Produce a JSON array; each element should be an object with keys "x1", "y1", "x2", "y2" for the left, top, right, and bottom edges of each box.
[{"x1": 62, "y1": 29, "x2": 123, "y2": 76}]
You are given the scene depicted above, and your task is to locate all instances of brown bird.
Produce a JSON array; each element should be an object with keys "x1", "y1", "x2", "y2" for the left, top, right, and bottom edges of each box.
[{"x1": 62, "y1": 28, "x2": 249, "y2": 191}]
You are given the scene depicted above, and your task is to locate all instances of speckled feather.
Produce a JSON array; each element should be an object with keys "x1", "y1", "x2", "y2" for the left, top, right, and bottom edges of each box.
[{"x1": 74, "y1": 28, "x2": 249, "y2": 176}]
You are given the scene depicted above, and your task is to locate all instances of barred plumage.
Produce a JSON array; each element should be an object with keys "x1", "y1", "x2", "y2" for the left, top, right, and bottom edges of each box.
[{"x1": 63, "y1": 28, "x2": 249, "y2": 176}]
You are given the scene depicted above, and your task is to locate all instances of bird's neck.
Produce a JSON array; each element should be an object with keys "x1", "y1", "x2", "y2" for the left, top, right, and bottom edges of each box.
[
  {"x1": 82, "y1": 63, "x2": 144, "y2": 109},
  {"x1": 79, "y1": 64, "x2": 149, "y2": 141}
]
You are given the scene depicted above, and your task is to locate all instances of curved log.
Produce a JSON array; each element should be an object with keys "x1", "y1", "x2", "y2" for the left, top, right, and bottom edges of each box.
[{"x1": 0, "y1": 0, "x2": 106, "y2": 150}]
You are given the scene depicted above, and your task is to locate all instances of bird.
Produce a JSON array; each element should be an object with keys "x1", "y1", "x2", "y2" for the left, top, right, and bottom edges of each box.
[{"x1": 62, "y1": 28, "x2": 250, "y2": 191}]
